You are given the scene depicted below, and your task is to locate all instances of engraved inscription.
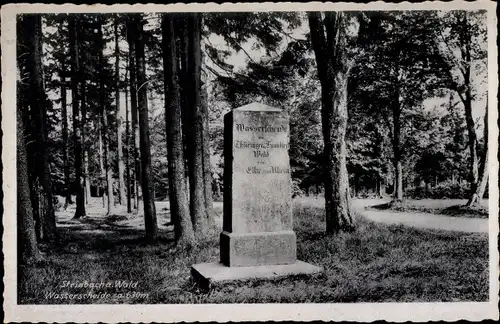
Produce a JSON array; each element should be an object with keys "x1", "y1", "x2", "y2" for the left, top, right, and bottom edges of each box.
[
  {"x1": 236, "y1": 123, "x2": 287, "y2": 133},
  {"x1": 234, "y1": 121, "x2": 290, "y2": 173}
]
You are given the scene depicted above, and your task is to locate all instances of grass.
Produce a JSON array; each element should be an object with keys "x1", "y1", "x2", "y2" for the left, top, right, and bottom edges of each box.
[
  {"x1": 18, "y1": 197, "x2": 489, "y2": 304},
  {"x1": 368, "y1": 199, "x2": 489, "y2": 219}
]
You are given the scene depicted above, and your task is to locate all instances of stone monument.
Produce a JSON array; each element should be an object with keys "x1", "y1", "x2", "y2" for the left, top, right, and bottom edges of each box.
[{"x1": 191, "y1": 102, "x2": 322, "y2": 287}]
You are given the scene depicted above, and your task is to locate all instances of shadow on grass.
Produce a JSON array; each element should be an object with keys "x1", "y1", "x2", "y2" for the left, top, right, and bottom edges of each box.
[
  {"x1": 440, "y1": 205, "x2": 488, "y2": 218},
  {"x1": 18, "y1": 198, "x2": 489, "y2": 304},
  {"x1": 369, "y1": 202, "x2": 393, "y2": 210},
  {"x1": 367, "y1": 201, "x2": 419, "y2": 212},
  {"x1": 43, "y1": 214, "x2": 177, "y2": 256}
]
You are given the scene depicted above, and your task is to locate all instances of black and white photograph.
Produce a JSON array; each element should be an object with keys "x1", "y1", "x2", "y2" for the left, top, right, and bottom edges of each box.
[{"x1": 2, "y1": 1, "x2": 498, "y2": 322}]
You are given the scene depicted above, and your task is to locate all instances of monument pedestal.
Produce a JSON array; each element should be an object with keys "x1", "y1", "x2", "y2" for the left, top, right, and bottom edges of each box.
[
  {"x1": 220, "y1": 230, "x2": 297, "y2": 266},
  {"x1": 192, "y1": 261, "x2": 322, "y2": 288},
  {"x1": 191, "y1": 102, "x2": 322, "y2": 288}
]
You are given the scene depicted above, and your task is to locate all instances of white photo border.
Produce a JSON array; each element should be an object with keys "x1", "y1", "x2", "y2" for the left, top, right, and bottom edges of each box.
[{"x1": 2, "y1": 1, "x2": 498, "y2": 322}]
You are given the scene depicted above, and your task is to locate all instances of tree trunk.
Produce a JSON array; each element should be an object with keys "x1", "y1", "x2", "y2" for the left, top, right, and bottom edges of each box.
[
  {"x1": 115, "y1": 18, "x2": 126, "y2": 206},
  {"x1": 467, "y1": 99, "x2": 488, "y2": 206},
  {"x1": 186, "y1": 13, "x2": 208, "y2": 237},
  {"x1": 104, "y1": 123, "x2": 114, "y2": 215},
  {"x1": 134, "y1": 14, "x2": 158, "y2": 241},
  {"x1": 464, "y1": 96, "x2": 479, "y2": 193},
  {"x1": 18, "y1": 110, "x2": 43, "y2": 263},
  {"x1": 126, "y1": 16, "x2": 141, "y2": 211},
  {"x1": 468, "y1": 145, "x2": 488, "y2": 206},
  {"x1": 378, "y1": 177, "x2": 385, "y2": 197},
  {"x1": 21, "y1": 14, "x2": 58, "y2": 239},
  {"x1": 17, "y1": 55, "x2": 43, "y2": 264},
  {"x1": 98, "y1": 120, "x2": 105, "y2": 207},
  {"x1": 392, "y1": 91, "x2": 404, "y2": 201},
  {"x1": 98, "y1": 20, "x2": 115, "y2": 216},
  {"x1": 162, "y1": 13, "x2": 196, "y2": 247},
  {"x1": 80, "y1": 80, "x2": 91, "y2": 205},
  {"x1": 175, "y1": 16, "x2": 193, "y2": 193},
  {"x1": 60, "y1": 61, "x2": 73, "y2": 209},
  {"x1": 125, "y1": 68, "x2": 132, "y2": 213},
  {"x1": 393, "y1": 160, "x2": 403, "y2": 200},
  {"x1": 308, "y1": 12, "x2": 354, "y2": 233},
  {"x1": 215, "y1": 181, "x2": 221, "y2": 200},
  {"x1": 84, "y1": 149, "x2": 91, "y2": 204},
  {"x1": 200, "y1": 38, "x2": 214, "y2": 223},
  {"x1": 460, "y1": 14, "x2": 479, "y2": 194},
  {"x1": 29, "y1": 168, "x2": 42, "y2": 240},
  {"x1": 69, "y1": 15, "x2": 86, "y2": 219}
]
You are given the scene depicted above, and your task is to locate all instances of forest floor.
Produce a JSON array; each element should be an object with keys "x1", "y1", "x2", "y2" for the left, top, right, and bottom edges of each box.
[{"x1": 19, "y1": 197, "x2": 489, "y2": 304}]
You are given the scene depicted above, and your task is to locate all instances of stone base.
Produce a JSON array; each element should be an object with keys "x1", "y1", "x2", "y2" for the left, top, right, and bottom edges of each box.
[
  {"x1": 220, "y1": 230, "x2": 297, "y2": 266},
  {"x1": 191, "y1": 261, "x2": 323, "y2": 288}
]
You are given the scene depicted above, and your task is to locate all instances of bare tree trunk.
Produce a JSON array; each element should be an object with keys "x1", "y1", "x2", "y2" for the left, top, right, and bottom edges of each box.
[
  {"x1": 17, "y1": 103, "x2": 43, "y2": 264},
  {"x1": 22, "y1": 14, "x2": 58, "y2": 238},
  {"x1": 125, "y1": 68, "x2": 132, "y2": 213},
  {"x1": 102, "y1": 110, "x2": 114, "y2": 215},
  {"x1": 98, "y1": 20, "x2": 115, "y2": 216},
  {"x1": 186, "y1": 13, "x2": 208, "y2": 238},
  {"x1": 393, "y1": 161, "x2": 403, "y2": 200},
  {"x1": 378, "y1": 177, "x2": 385, "y2": 197},
  {"x1": 84, "y1": 149, "x2": 91, "y2": 204},
  {"x1": 175, "y1": 16, "x2": 192, "y2": 193},
  {"x1": 467, "y1": 99, "x2": 488, "y2": 206},
  {"x1": 392, "y1": 90, "x2": 404, "y2": 201},
  {"x1": 464, "y1": 98, "x2": 479, "y2": 192},
  {"x1": 308, "y1": 12, "x2": 354, "y2": 234},
  {"x1": 80, "y1": 80, "x2": 91, "y2": 205},
  {"x1": 200, "y1": 38, "x2": 214, "y2": 223},
  {"x1": 115, "y1": 17, "x2": 126, "y2": 206},
  {"x1": 134, "y1": 14, "x2": 158, "y2": 241},
  {"x1": 17, "y1": 48, "x2": 43, "y2": 264},
  {"x1": 98, "y1": 120, "x2": 105, "y2": 208},
  {"x1": 461, "y1": 15, "x2": 479, "y2": 194},
  {"x1": 126, "y1": 16, "x2": 141, "y2": 211},
  {"x1": 60, "y1": 61, "x2": 73, "y2": 209},
  {"x1": 162, "y1": 13, "x2": 196, "y2": 247},
  {"x1": 69, "y1": 15, "x2": 86, "y2": 219},
  {"x1": 444, "y1": 13, "x2": 479, "y2": 195}
]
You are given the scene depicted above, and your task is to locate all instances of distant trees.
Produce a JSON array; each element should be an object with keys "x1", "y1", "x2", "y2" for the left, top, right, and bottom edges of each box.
[
  {"x1": 353, "y1": 12, "x2": 449, "y2": 201},
  {"x1": 46, "y1": 18, "x2": 73, "y2": 210}
]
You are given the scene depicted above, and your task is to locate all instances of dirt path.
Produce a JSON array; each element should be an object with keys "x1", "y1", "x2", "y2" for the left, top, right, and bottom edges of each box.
[{"x1": 352, "y1": 199, "x2": 488, "y2": 234}]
